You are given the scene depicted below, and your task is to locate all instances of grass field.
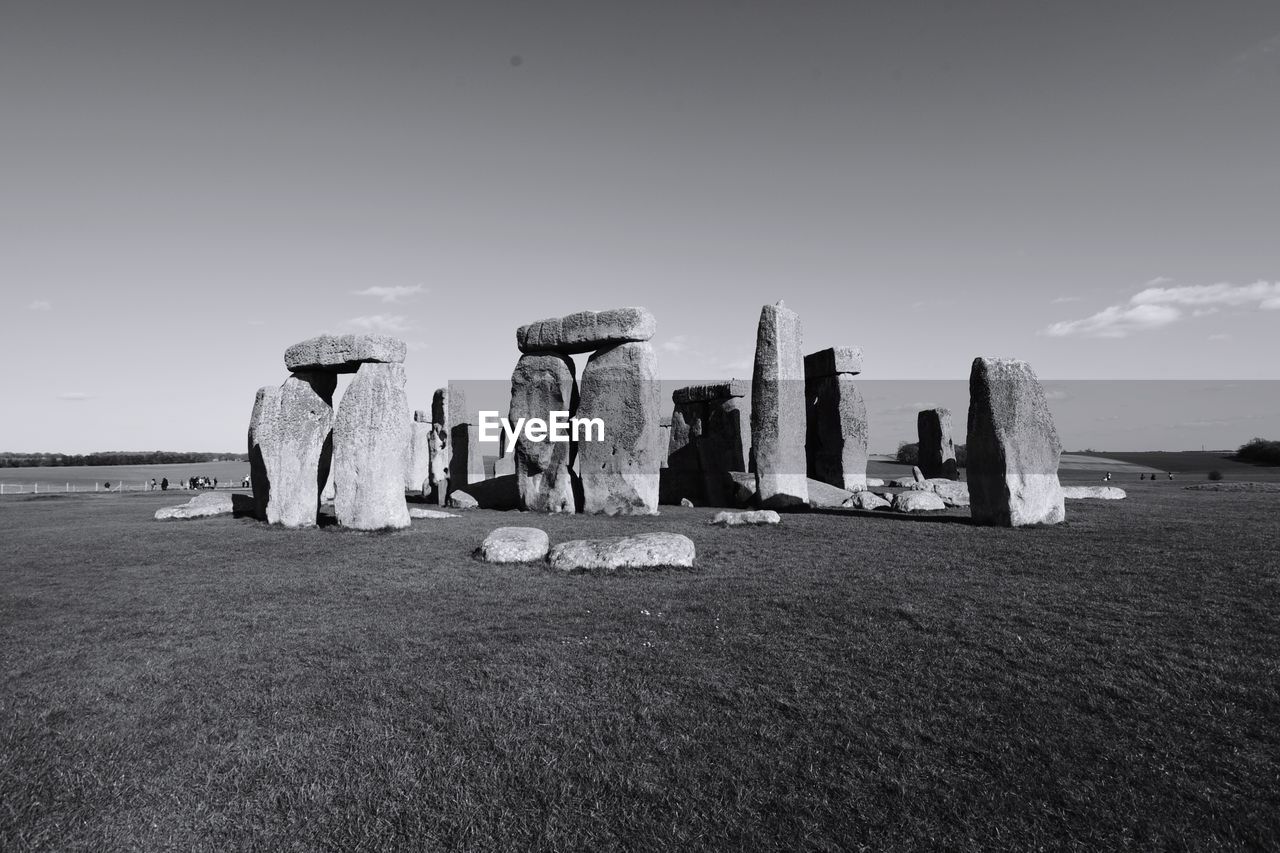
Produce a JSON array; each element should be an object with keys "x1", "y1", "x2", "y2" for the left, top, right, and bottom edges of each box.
[
  {"x1": 0, "y1": 462, "x2": 251, "y2": 493},
  {"x1": 1075, "y1": 450, "x2": 1280, "y2": 482},
  {"x1": 3, "y1": 489, "x2": 1279, "y2": 850}
]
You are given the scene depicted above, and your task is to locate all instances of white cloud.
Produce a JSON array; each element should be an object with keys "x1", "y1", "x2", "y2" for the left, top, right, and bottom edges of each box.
[
  {"x1": 1044, "y1": 280, "x2": 1280, "y2": 338},
  {"x1": 1131, "y1": 281, "x2": 1280, "y2": 308},
  {"x1": 1145, "y1": 276, "x2": 1173, "y2": 287},
  {"x1": 1044, "y1": 303, "x2": 1181, "y2": 338},
  {"x1": 352, "y1": 285, "x2": 425, "y2": 303},
  {"x1": 345, "y1": 314, "x2": 411, "y2": 334},
  {"x1": 28, "y1": 300, "x2": 52, "y2": 311},
  {"x1": 1050, "y1": 296, "x2": 1081, "y2": 304},
  {"x1": 57, "y1": 392, "x2": 92, "y2": 401}
]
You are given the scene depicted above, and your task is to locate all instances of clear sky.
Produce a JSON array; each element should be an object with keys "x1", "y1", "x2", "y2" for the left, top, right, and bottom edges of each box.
[{"x1": 3, "y1": 1, "x2": 1278, "y2": 453}]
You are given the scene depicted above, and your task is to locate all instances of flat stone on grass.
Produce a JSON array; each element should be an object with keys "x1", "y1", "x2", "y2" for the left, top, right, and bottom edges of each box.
[
  {"x1": 479, "y1": 527, "x2": 550, "y2": 563},
  {"x1": 548, "y1": 532, "x2": 695, "y2": 571},
  {"x1": 709, "y1": 510, "x2": 781, "y2": 526},
  {"x1": 893, "y1": 491, "x2": 947, "y2": 513},
  {"x1": 408, "y1": 507, "x2": 459, "y2": 519}
]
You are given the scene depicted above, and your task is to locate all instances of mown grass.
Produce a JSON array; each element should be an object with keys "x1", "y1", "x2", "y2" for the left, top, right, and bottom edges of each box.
[{"x1": 2, "y1": 489, "x2": 1278, "y2": 851}]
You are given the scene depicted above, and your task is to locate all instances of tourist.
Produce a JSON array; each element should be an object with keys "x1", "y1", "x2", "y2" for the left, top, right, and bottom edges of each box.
[{"x1": 160, "y1": 477, "x2": 168, "y2": 491}]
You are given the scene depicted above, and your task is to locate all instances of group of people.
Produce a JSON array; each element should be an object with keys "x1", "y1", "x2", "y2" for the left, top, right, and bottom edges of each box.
[
  {"x1": 146, "y1": 476, "x2": 223, "y2": 491},
  {"x1": 1101, "y1": 472, "x2": 1173, "y2": 482}
]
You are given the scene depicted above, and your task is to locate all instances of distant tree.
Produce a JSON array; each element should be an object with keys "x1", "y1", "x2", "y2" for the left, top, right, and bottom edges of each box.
[
  {"x1": 1208, "y1": 470, "x2": 1224, "y2": 481},
  {"x1": 1234, "y1": 438, "x2": 1280, "y2": 466},
  {"x1": 896, "y1": 442, "x2": 919, "y2": 465},
  {"x1": 0, "y1": 451, "x2": 249, "y2": 468}
]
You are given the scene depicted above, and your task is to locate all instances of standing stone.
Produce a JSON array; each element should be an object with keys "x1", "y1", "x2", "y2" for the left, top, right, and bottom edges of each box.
[
  {"x1": 406, "y1": 409, "x2": 433, "y2": 494},
  {"x1": 966, "y1": 357, "x2": 1065, "y2": 527},
  {"x1": 751, "y1": 302, "x2": 808, "y2": 508},
  {"x1": 664, "y1": 399, "x2": 706, "y2": 504},
  {"x1": 428, "y1": 423, "x2": 449, "y2": 505},
  {"x1": 440, "y1": 384, "x2": 486, "y2": 492},
  {"x1": 577, "y1": 342, "x2": 662, "y2": 515},
  {"x1": 917, "y1": 408, "x2": 958, "y2": 479},
  {"x1": 658, "y1": 417, "x2": 671, "y2": 469},
  {"x1": 510, "y1": 352, "x2": 578, "y2": 513},
  {"x1": 493, "y1": 424, "x2": 517, "y2": 478},
  {"x1": 806, "y1": 373, "x2": 868, "y2": 492},
  {"x1": 333, "y1": 363, "x2": 411, "y2": 530},
  {"x1": 247, "y1": 371, "x2": 336, "y2": 528}
]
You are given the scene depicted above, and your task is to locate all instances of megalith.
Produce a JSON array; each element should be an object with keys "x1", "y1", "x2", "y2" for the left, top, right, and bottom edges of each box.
[
  {"x1": 917, "y1": 408, "x2": 958, "y2": 480},
  {"x1": 510, "y1": 352, "x2": 578, "y2": 513},
  {"x1": 406, "y1": 409, "x2": 433, "y2": 494},
  {"x1": 517, "y1": 307, "x2": 655, "y2": 354},
  {"x1": 576, "y1": 341, "x2": 663, "y2": 514},
  {"x1": 247, "y1": 371, "x2": 336, "y2": 528},
  {"x1": 664, "y1": 380, "x2": 750, "y2": 506},
  {"x1": 333, "y1": 363, "x2": 411, "y2": 530},
  {"x1": 966, "y1": 357, "x2": 1065, "y2": 527},
  {"x1": 751, "y1": 302, "x2": 808, "y2": 508},
  {"x1": 804, "y1": 347, "x2": 867, "y2": 492}
]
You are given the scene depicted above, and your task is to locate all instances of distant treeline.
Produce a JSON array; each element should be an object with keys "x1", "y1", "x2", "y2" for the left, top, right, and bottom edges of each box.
[
  {"x1": 896, "y1": 442, "x2": 968, "y2": 468},
  {"x1": 1235, "y1": 438, "x2": 1280, "y2": 466},
  {"x1": 0, "y1": 452, "x2": 249, "y2": 468}
]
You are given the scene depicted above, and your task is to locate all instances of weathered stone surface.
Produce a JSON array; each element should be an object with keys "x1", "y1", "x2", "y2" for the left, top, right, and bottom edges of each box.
[
  {"x1": 672, "y1": 380, "x2": 749, "y2": 405},
  {"x1": 912, "y1": 466, "x2": 926, "y2": 484},
  {"x1": 333, "y1": 363, "x2": 411, "y2": 530},
  {"x1": 663, "y1": 400, "x2": 705, "y2": 504},
  {"x1": 409, "y1": 507, "x2": 458, "y2": 519},
  {"x1": 427, "y1": 423, "x2": 449, "y2": 505},
  {"x1": 842, "y1": 491, "x2": 891, "y2": 511},
  {"x1": 247, "y1": 371, "x2": 336, "y2": 528},
  {"x1": 710, "y1": 510, "x2": 781, "y2": 526},
  {"x1": 806, "y1": 478, "x2": 857, "y2": 508},
  {"x1": 680, "y1": 497, "x2": 694, "y2": 507},
  {"x1": 517, "y1": 307, "x2": 656, "y2": 354},
  {"x1": 917, "y1": 408, "x2": 958, "y2": 479},
  {"x1": 1063, "y1": 486, "x2": 1127, "y2": 500},
  {"x1": 889, "y1": 477, "x2": 920, "y2": 488},
  {"x1": 576, "y1": 342, "x2": 663, "y2": 515},
  {"x1": 447, "y1": 490, "x2": 478, "y2": 510},
  {"x1": 493, "y1": 448, "x2": 516, "y2": 478},
  {"x1": 865, "y1": 477, "x2": 885, "y2": 488},
  {"x1": 435, "y1": 385, "x2": 485, "y2": 492},
  {"x1": 967, "y1": 357, "x2": 1065, "y2": 527},
  {"x1": 803, "y1": 346, "x2": 863, "y2": 379},
  {"x1": 893, "y1": 490, "x2": 947, "y2": 512},
  {"x1": 510, "y1": 352, "x2": 578, "y2": 513},
  {"x1": 929, "y1": 480, "x2": 970, "y2": 507},
  {"x1": 751, "y1": 302, "x2": 809, "y2": 508},
  {"x1": 806, "y1": 373, "x2": 868, "y2": 492},
  {"x1": 462, "y1": 473, "x2": 520, "y2": 510},
  {"x1": 155, "y1": 492, "x2": 244, "y2": 520},
  {"x1": 548, "y1": 532, "x2": 695, "y2": 571},
  {"x1": 284, "y1": 334, "x2": 406, "y2": 372},
  {"x1": 406, "y1": 419, "x2": 434, "y2": 494},
  {"x1": 479, "y1": 527, "x2": 550, "y2": 563},
  {"x1": 699, "y1": 396, "x2": 751, "y2": 506}
]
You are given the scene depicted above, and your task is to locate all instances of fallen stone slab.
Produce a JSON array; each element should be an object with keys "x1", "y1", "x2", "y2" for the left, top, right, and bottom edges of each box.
[
  {"x1": 709, "y1": 510, "x2": 781, "y2": 526},
  {"x1": 805, "y1": 478, "x2": 857, "y2": 508},
  {"x1": 1063, "y1": 486, "x2": 1127, "y2": 500},
  {"x1": 155, "y1": 492, "x2": 243, "y2": 520},
  {"x1": 672, "y1": 380, "x2": 749, "y2": 405},
  {"x1": 408, "y1": 507, "x2": 458, "y2": 519},
  {"x1": 284, "y1": 334, "x2": 406, "y2": 372},
  {"x1": 803, "y1": 346, "x2": 863, "y2": 379},
  {"x1": 842, "y1": 491, "x2": 891, "y2": 510},
  {"x1": 548, "y1": 532, "x2": 696, "y2": 571},
  {"x1": 479, "y1": 527, "x2": 550, "y2": 563},
  {"x1": 893, "y1": 491, "x2": 947, "y2": 513},
  {"x1": 517, "y1": 307, "x2": 656, "y2": 354},
  {"x1": 865, "y1": 477, "x2": 885, "y2": 488},
  {"x1": 928, "y1": 480, "x2": 970, "y2": 507},
  {"x1": 890, "y1": 477, "x2": 923, "y2": 489},
  {"x1": 447, "y1": 490, "x2": 479, "y2": 510}
]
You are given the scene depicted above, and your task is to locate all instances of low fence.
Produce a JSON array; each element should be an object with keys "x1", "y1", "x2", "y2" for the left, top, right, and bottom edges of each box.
[{"x1": 0, "y1": 482, "x2": 249, "y2": 495}]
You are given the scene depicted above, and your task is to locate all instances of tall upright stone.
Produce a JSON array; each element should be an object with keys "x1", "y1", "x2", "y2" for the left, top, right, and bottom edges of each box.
[
  {"x1": 751, "y1": 302, "x2": 808, "y2": 508},
  {"x1": 437, "y1": 384, "x2": 485, "y2": 493},
  {"x1": 247, "y1": 371, "x2": 336, "y2": 528},
  {"x1": 966, "y1": 357, "x2": 1065, "y2": 527},
  {"x1": 577, "y1": 342, "x2": 662, "y2": 515},
  {"x1": 334, "y1": 363, "x2": 411, "y2": 530},
  {"x1": 510, "y1": 352, "x2": 578, "y2": 513},
  {"x1": 428, "y1": 423, "x2": 449, "y2": 505},
  {"x1": 917, "y1": 408, "x2": 958, "y2": 480},
  {"x1": 805, "y1": 347, "x2": 867, "y2": 492},
  {"x1": 406, "y1": 409, "x2": 434, "y2": 494},
  {"x1": 665, "y1": 380, "x2": 750, "y2": 507}
]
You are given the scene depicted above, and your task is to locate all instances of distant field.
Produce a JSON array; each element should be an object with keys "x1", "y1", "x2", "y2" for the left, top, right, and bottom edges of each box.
[
  {"x1": 1076, "y1": 450, "x2": 1280, "y2": 481},
  {"x1": 2, "y1": 489, "x2": 1277, "y2": 849},
  {"x1": 0, "y1": 461, "x2": 251, "y2": 492}
]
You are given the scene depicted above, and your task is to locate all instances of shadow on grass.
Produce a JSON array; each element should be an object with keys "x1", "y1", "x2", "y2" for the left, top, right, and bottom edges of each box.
[{"x1": 802, "y1": 505, "x2": 977, "y2": 525}]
